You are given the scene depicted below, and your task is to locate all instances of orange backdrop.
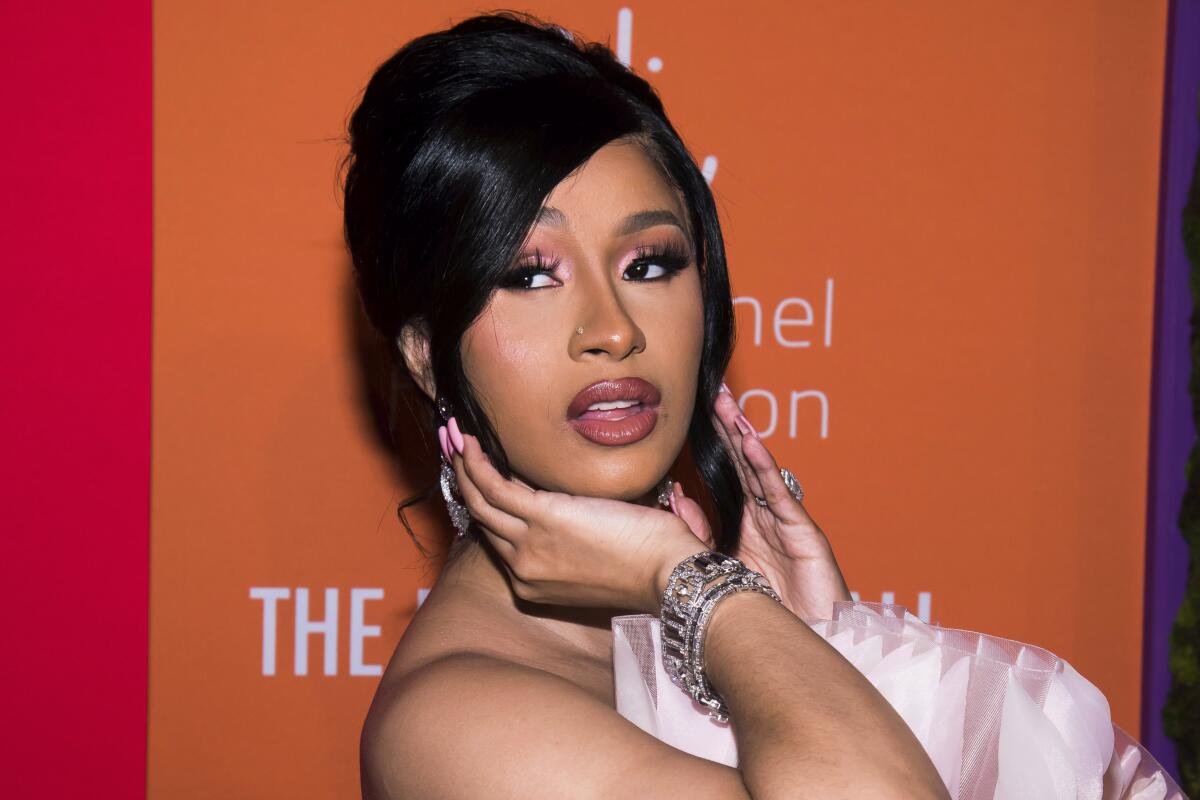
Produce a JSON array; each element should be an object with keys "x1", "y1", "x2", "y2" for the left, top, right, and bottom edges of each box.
[{"x1": 149, "y1": 2, "x2": 1168, "y2": 796}]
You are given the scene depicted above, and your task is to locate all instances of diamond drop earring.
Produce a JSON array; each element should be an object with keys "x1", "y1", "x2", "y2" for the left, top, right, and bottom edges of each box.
[
  {"x1": 439, "y1": 459, "x2": 471, "y2": 538},
  {"x1": 435, "y1": 396, "x2": 471, "y2": 538}
]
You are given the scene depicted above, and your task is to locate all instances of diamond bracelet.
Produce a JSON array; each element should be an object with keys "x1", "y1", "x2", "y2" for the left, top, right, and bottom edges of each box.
[{"x1": 659, "y1": 551, "x2": 783, "y2": 722}]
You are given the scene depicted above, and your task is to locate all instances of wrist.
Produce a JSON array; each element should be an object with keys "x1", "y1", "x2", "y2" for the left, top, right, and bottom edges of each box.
[
  {"x1": 656, "y1": 551, "x2": 783, "y2": 722},
  {"x1": 647, "y1": 535, "x2": 710, "y2": 615}
]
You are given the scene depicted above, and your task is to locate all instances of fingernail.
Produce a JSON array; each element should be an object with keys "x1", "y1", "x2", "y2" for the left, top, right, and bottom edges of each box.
[
  {"x1": 437, "y1": 425, "x2": 451, "y2": 461},
  {"x1": 734, "y1": 414, "x2": 757, "y2": 438},
  {"x1": 668, "y1": 484, "x2": 679, "y2": 515},
  {"x1": 447, "y1": 417, "x2": 465, "y2": 453},
  {"x1": 719, "y1": 381, "x2": 732, "y2": 395}
]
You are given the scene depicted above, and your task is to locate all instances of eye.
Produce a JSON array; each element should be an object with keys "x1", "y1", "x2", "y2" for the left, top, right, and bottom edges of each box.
[
  {"x1": 500, "y1": 267, "x2": 559, "y2": 290},
  {"x1": 626, "y1": 261, "x2": 669, "y2": 280},
  {"x1": 523, "y1": 271, "x2": 557, "y2": 289},
  {"x1": 500, "y1": 249, "x2": 563, "y2": 291},
  {"x1": 623, "y1": 241, "x2": 693, "y2": 282}
]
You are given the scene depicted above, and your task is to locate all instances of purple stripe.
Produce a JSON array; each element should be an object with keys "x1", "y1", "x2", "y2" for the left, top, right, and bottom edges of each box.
[{"x1": 1142, "y1": 0, "x2": 1199, "y2": 781}]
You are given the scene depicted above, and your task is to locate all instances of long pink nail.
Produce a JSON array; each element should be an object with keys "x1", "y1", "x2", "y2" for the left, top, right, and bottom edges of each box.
[
  {"x1": 720, "y1": 381, "x2": 732, "y2": 395},
  {"x1": 735, "y1": 414, "x2": 757, "y2": 438},
  {"x1": 447, "y1": 416, "x2": 465, "y2": 453},
  {"x1": 668, "y1": 483, "x2": 679, "y2": 515},
  {"x1": 437, "y1": 425, "x2": 451, "y2": 461}
]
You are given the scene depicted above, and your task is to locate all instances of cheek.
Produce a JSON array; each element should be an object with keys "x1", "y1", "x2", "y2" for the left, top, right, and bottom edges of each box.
[
  {"x1": 673, "y1": 273, "x2": 706, "y2": 408},
  {"x1": 654, "y1": 272, "x2": 705, "y2": 370},
  {"x1": 459, "y1": 304, "x2": 557, "y2": 440},
  {"x1": 624, "y1": 272, "x2": 705, "y2": 433},
  {"x1": 460, "y1": 309, "x2": 547, "y2": 412}
]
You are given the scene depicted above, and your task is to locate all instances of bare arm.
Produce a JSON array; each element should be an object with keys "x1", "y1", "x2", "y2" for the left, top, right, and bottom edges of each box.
[
  {"x1": 699, "y1": 588, "x2": 951, "y2": 800},
  {"x1": 686, "y1": 384, "x2": 950, "y2": 795}
]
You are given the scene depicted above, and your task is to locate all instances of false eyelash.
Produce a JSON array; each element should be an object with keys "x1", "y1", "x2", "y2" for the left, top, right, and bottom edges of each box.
[
  {"x1": 627, "y1": 240, "x2": 693, "y2": 278},
  {"x1": 498, "y1": 247, "x2": 563, "y2": 290},
  {"x1": 499, "y1": 240, "x2": 695, "y2": 291}
]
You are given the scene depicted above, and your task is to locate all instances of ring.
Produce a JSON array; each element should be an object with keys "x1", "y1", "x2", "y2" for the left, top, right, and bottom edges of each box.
[
  {"x1": 753, "y1": 467, "x2": 805, "y2": 506},
  {"x1": 780, "y1": 467, "x2": 804, "y2": 502}
]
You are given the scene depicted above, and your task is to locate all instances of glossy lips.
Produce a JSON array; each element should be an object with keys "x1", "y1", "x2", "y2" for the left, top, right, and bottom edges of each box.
[{"x1": 566, "y1": 377, "x2": 661, "y2": 446}]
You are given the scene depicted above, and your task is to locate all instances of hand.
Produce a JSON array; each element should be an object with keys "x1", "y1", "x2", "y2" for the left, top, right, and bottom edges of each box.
[
  {"x1": 668, "y1": 384, "x2": 852, "y2": 622},
  {"x1": 447, "y1": 427, "x2": 709, "y2": 614}
]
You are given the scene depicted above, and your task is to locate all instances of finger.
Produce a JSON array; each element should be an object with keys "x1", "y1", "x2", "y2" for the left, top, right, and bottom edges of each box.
[
  {"x1": 707, "y1": 385, "x2": 742, "y2": 469},
  {"x1": 708, "y1": 387, "x2": 759, "y2": 497},
  {"x1": 457, "y1": 429, "x2": 538, "y2": 521},
  {"x1": 450, "y1": 439, "x2": 524, "y2": 542},
  {"x1": 465, "y1": 503, "x2": 520, "y2": 566},
  {"x1": 452, "y1": 451, "x2": 521, "y2": 542},
  {"x1": 713, "y1": 385, "x2": 766, "y2": 500},
  {"x1": 737, "y1": 431, "x2": 813, "y2": 527},
  {"x1": 673, "y1": 482, "x2": 714, "y2": 548}
]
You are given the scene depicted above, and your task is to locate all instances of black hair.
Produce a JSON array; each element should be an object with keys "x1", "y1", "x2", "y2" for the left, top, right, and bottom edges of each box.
[{"x1": 340, "y1": 9, "x2": 744, "y2": 559}]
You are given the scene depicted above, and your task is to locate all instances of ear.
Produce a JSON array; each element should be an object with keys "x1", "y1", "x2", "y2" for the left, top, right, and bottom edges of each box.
[{"x1": 396, "y1": 320, "x2": 437, "y2": 401}]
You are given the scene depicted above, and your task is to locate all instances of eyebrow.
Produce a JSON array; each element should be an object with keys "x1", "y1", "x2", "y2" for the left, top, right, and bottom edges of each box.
[{"x1": 535, "y1": 206, "x2": 688, "y2": 237}]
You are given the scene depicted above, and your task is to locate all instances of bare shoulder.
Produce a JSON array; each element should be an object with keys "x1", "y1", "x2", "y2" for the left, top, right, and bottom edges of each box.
[{"x1": 361, "y1": 650, "x2": 749, "y2": 800}]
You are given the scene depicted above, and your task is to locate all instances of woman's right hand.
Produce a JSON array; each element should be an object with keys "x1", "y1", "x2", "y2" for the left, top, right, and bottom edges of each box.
[{"x1": 448, "y1": 425, "x2": 709, "y2": 614}]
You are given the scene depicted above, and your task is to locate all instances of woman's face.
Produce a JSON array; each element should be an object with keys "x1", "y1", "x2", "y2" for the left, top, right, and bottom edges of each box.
[{"x1": 461, "y1": 138, "x2": 704, "y2": 502}]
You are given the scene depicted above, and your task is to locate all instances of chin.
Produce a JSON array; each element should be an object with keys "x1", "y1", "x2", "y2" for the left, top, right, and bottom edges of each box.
[
  {"x1": 504, "y1": 425, "x2": 682, "y2": 500},
  {"x1": 541, "y1": 475, "x2": 655, "y2": 501},
  {"x1": 570, "y1": 462, "x2": 665, "y2": 502},
  {"x1": 518, "y1": 460, "x2": 663, "y2": 502},
  {"x1": 604, "y1": 480, "x2": 660, "y2": 503}
]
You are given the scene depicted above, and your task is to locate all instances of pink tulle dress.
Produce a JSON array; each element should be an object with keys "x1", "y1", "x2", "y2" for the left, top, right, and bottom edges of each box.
[{"x1": 611, "y1": 601, "x2": 1187, "y2": 800}]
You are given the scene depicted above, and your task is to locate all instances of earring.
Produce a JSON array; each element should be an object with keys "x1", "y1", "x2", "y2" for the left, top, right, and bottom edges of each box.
[
  {"x1": 439, "y1": 454, "x2": 471, "y2": 538},
  {"x1": 657, "y1": 475, "x2": 675, "y2": 509},
  {"x1": 435, "y1": 395, "x2": 471, "y2": 538}
]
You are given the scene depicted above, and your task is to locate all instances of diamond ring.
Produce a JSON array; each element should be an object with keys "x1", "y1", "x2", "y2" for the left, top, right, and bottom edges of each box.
[
  {"x1": 780, "y1": 467, "x2": 804, "y2": 501},
  {"x1": 753, "y1": 467, "x2": 804, "y2": 506}
]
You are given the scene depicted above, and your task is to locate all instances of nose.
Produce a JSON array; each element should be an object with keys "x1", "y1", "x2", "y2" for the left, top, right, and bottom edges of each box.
[{"x1": 569, "y1": 273, "x2": 646, "y2": 361}]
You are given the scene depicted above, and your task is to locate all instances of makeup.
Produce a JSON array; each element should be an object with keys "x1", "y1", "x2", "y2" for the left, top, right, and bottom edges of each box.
[{"x1": 566, "y1": 377, "x2": 661, "y2": 446}]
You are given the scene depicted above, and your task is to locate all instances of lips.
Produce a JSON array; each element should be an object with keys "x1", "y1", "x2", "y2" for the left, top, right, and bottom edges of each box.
[{"x1": 566, "y1": 377, "x2": 661, "y2": 446}]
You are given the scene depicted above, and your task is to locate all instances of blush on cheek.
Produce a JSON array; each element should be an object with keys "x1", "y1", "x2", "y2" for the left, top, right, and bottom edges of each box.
[{"x1": 460, "y1": 308, "x2": 559, "y2": 445}]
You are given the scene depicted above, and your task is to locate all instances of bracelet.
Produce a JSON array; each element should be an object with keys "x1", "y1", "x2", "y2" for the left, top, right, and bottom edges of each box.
[{"x1": 659, "y1": 551, "x2": 782, "y2": 722}]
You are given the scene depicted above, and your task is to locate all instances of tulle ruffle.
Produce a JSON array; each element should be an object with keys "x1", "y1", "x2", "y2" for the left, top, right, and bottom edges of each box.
[{"x1": 611, "y1": 601, "x2": 1186, "y2": 800}]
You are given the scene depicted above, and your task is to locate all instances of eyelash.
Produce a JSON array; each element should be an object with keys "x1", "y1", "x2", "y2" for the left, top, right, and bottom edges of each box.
[{"x1": 500, "y1": 241, "x2": 693, "y2": 291}]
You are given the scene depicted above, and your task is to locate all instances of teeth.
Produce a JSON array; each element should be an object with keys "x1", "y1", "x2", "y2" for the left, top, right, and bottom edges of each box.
[{"x1": 587, "y1": 399, "x2": 639, "y2": 411}]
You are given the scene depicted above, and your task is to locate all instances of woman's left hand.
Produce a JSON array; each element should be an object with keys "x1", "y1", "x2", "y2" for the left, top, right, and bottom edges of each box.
[{"x1": 669, "y1": 382, "x2": 852, "y2": 622}]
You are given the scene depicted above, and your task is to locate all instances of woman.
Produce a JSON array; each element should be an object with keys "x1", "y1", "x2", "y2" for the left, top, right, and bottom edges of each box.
[{"x1": 343, "y1": 11, "x2": 1184, "y2": 799}]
